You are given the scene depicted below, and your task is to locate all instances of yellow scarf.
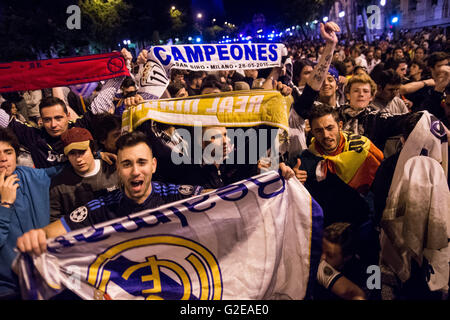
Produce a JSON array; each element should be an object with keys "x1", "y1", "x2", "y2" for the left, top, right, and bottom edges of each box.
[{"x1": 122, "y1": 90, "x2": 292, "y2": 132}]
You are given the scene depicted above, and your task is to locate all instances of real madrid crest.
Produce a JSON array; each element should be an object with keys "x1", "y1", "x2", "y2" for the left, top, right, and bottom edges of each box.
[{"x1": 86, "y1": 235, "x2": 223, "y2": 300}]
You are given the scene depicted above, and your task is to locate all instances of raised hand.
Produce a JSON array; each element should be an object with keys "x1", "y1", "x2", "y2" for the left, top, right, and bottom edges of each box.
[
  {"x1": 320, "y1": 22, "x2": 340, "y2": 44},
  {"x1": 434, "y1": 65, "x2": 450, "y2": 92},
  {"x1": 0, "y1": 171, "x2": 19, "y2": 206},
  {"x1": 100, "y1": 152, "x2": 117, "y2": 165},
  {"x1": 124, "y1": 94, "x2": 144, "y2": 107},
  {"x1": 120, "y1": 48, "x2": 133, "y2": 62},
  {"x1": 279, "y1": 162, "x2": 295, "y2": 180},
  {"x1": 137, "y1": 49, "x2": 149, "y2": 65}
]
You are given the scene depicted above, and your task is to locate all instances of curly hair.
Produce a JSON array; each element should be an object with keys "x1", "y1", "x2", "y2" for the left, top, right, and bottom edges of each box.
[{"x1": 345, "y1": 73, "x2": 377, "y2": 97}]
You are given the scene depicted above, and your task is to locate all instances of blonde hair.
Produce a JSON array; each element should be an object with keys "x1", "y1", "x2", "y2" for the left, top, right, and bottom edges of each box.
[{"x1": 345, "y1": 73, "x2": 377, "y2": 97}]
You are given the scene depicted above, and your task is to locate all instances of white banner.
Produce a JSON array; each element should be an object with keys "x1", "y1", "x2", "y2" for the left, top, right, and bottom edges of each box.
[
  {"x1": 137, "y1": 43, "x2": 287, "y2": 98},
  {"x1": 14, "y1": 171, "x2": 323, "y2": 300}
]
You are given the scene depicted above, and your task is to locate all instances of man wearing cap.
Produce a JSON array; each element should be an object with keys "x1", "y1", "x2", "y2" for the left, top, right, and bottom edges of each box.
[{"x1": 49, "y1": 127, "x2": 118, "y2": 222}]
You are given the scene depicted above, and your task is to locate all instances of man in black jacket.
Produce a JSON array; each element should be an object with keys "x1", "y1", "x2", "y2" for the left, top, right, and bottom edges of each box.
[{"x1": 0, "y1": 96, "x2": 100, "y2": 168}]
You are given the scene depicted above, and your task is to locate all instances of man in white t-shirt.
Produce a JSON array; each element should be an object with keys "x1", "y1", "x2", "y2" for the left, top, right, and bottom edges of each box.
[
  {"x1": 350, "y1": 46, "x2": 368, "y2": 70},
  {"x1": 49, "y1": 127, "x2": 119, "y2": 222}
]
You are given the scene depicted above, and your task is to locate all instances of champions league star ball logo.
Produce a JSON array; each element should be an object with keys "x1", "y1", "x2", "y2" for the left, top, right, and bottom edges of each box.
[
  {"x1": 87, "y1": 235, "x2": 223, "y2": 300},
  {"x1": 70, "y1": 206, "x2": 88, "y2": 223}
]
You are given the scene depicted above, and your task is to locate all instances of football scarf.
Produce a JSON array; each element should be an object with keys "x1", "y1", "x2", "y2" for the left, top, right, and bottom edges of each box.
[
  {"x1": 0, "y1": 52, "x2": 130, "y2": 93},
  {"x1": 122, "y1": 89, "x2": 292, "y2": 132}
]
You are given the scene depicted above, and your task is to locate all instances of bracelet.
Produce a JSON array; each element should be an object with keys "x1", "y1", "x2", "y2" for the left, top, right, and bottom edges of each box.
[
  {"x1": 1, "y1": 201, "x2": 13, "y2": 207},
  {"x1": 422, "y1": 80, "x2": 427, "y2": 87}
]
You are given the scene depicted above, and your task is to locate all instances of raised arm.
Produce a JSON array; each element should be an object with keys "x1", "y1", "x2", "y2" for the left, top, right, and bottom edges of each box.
[
  {"x1": 90, "y1": 48, "x2": 133, "y2": 114},
  {"x1": 307, "y1": 22, "x2": 340, "y2": 91},
  {"x1": 291, "y1": 22, "x2": 340, "y2": 118},
  {"x1": 400, "y1": 78, "x2": 435, "y2": 95}
]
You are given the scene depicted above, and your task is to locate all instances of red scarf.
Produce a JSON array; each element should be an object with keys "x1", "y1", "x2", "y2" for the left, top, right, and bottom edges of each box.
[{"x1": 0, "y1": 52, "x2": 129, "y2": 93}]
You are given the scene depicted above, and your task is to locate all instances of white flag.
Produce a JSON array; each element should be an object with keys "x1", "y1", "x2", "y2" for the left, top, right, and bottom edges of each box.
[
  {"x1": 15, "y1": 171, "x2": 323, "y2": 300},
  {"x1": 136, "y1": 43, "x2": 287, "y2": 98}
]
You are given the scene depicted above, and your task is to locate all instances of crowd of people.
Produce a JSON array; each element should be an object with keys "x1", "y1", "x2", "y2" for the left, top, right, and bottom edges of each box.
[{"x1": 0, "y1": 21, "x2": 449, "y2": 300}]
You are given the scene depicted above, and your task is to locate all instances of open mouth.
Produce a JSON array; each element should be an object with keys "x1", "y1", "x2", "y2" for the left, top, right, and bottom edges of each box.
[{"x1": 130, "y1": 180, "x2": 144, "y2": 190}]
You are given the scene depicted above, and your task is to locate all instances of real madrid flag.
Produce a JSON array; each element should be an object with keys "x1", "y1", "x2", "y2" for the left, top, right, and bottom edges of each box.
[{"x1": 14, "y1": 171, "x2": 323, "y2": 300}]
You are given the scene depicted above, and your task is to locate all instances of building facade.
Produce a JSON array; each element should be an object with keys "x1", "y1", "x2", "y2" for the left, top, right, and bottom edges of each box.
[
  {"x1": 400, "y1": 0, "x2": 450, "y2": 30},
  {"x1": 327, "y1": 0, "x2": 449, "y2": 37}
]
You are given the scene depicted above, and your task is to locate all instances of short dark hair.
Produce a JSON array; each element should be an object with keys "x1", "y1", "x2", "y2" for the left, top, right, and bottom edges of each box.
[
  {"x1": 307, "y1": 103, "x2": 340, "y2": 125},
  {"x1": 116, "y1": 131, "x2": 153, "y2": 156},
  {"x1": 410, "y1": 59, "x2": 427, "y2": 71},
  {"x1": 391, "y1": 59, "x2": 408, "y2": 71},
  {"x1": 167, "y1": 82, "x2": 187, "y2": 97},
  {"x1": 293, "y1": 59, "x2": 314, "y2": 84},
  {"x1": 376, "y1": 69, "x2": 402, "y2": 89},
  {"x1": 350, "y1": 45, "x2": 361, "y2": 55},
  {"x1": 427, "y1": 51, "x2": 448, "y2": 69},
  {"x1": 200, "y1": 75, "x2": 225, "y2": 93},
  {"x1": 332, "y1": 61, "x2": 346, "y2": 78},
  {"x1": 414, "y1": 46, "x2": 426, "y2": 54},
  {"x1": 343, "y1": 57, "x2": 355, "y2": 66},
  {"x1": 0, "y1": 128, "x2": 20, "y2": 158},
  {"x1": 39, "y1": 96, "x2": 68, "y2": 114},
  {"x1": 393, "y1": 46, "x2": 404, "y2": 54},
  {"x1": 121, "y1": 76, "x2": 136, "y2": 89},
  {"x1": 323, "y1": 222, "x2": 356, "y2": 258},
  {"x1": 185, "y1": 71, "x2": 206, "y2": 83},
  {"x1": 0, "y1": 101, "x2": 14, "y2": 115},
  {"x1": 170, "y1": 69, "x2": 187, "y2": 81},
  {"x1": 91, "y1": 113, "x2": 122, "y2": 143}
]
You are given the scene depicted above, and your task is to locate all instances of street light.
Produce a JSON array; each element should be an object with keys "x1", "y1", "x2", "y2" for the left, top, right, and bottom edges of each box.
[
  {"x1": 391, "y1": 16, "x2": 399, "y2": 24},
  {"x1": 338, "y1": 11, "x2": 345, "y2": 18},
  {"x1": 380, "y1": 0, "x2": 386, "y2": 6},
  {"x1": 323, "y1": 16, "x2": 329, "y2": 23},
  {"x1": 197, "y1": 13, "x2": 203, "y2": 19},
  {"x1": 171, "y1": 6, "x2": 175, "y2": 10}
]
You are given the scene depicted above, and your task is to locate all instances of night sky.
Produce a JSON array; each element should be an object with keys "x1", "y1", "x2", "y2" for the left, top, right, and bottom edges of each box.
[{"x1": 190, "y1": 0, "x2": 282, "y2": 26}]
